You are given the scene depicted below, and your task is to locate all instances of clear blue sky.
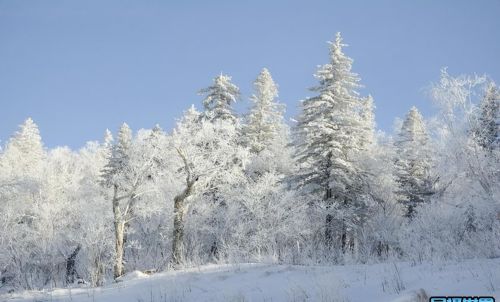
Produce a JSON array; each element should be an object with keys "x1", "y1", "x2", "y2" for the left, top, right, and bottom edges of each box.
[{"x1": 1, "y1": 0, "x2": 499, "y2": 149}]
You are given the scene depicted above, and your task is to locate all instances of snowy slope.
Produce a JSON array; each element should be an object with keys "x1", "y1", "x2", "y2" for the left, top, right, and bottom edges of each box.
[{"x1": 3, "y1": 258, "x2": 499, "y2": 302}]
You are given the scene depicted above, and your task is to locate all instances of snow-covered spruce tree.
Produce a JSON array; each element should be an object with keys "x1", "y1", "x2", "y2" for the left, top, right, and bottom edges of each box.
[
  {"x1": 7, "y1": 117, "x2": 44, "y2": 157},
  {"x1": 103, "y1": 129, "x2": 114, "y2": 155},
  {"x1": 394, "y1": 107, "x2": 434, "y2": 219},
  {"x1": 1, "y1": 117, "x2": 44, "y2": 177},
  {"x1": 242, "y1": 68, "x2": 293, "y2": 177},
  {"x1": 243, "y1": 68, "x2": 285, "y2": 153},
  {"x1": 473, "y1": 82, "x2": 500, "y2": 151},
  {"x1": 468, "y1": 82, "x2": 500, "y2": 202},
  {"x1": 101, "y1": 123, "x2": 163, "y2": 279},
  {"x1": 293, "y1": 33, "x2": 370, "y2": 253},
  {"x1": 199, "y1": 74, "x2": 240, "y2": 123}
]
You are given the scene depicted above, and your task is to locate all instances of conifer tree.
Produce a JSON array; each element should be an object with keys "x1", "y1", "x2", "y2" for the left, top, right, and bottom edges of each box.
[
  {"x1": 243, "y1": 68, "x2": 286, "y2": 154},
  {"x1": 394, "y1": 107, "x2": 434, "y2": 218},
  {"x1": 293, "y1": 33, "x2": 369, "y2": 250},
  {"x1": 2, "y1": 118, "x2": 45, "y2": 176},
  {"x1": 473, "y1": 82, "x2": 500, "y2": 151},
  {"x1": 103, "y1": 129, "x2": 114, "y2": 148},
  {"x1": 199, "y1": 74, "x2": 240, "y2": 122}
]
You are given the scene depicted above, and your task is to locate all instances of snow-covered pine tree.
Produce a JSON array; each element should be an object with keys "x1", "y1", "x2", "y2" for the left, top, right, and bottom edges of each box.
[
  {"x1": 102, "y1": 124, "x2": 132, "y2": 187},
  {"x1": 473, "y1": 82, "x2": 500, "y2": 151},
  {"x1": 199, "y1": 74, "x2": 240, "y2": 122},
  {"x1": 96, "y1": 129, "x2": 114, "y2": 167},
  {"x1": 394, "y1": 107, "x2": 434, "y2": 218},
  {"x1": 103, "y1": 128, "x2": 114, "y2": 149},
  {"x1": 1, "y1": 117, "x2": 45, "y2": 176},
  {"x1": 293, "y1": 32, "x2": 369, "y2": 251},
  {"x1": 243, "y1": 68, "x2": 286, "y2": 154},
  {"x1": 144, "y1": 124, "x2": 166, "y2": 166}
]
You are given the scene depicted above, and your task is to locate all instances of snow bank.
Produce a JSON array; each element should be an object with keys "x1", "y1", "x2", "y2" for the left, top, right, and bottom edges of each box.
[
  {"x1": 115, "y1": 270, "x2": 150, "y2": 282},
  {"x1": 3, "y1": 258, "x2": 499, "y2": 302}
]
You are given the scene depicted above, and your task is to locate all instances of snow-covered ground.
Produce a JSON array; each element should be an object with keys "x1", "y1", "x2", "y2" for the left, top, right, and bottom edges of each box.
[{"x1": 3, "y1": 258, "x2": 499, "y2": 302}]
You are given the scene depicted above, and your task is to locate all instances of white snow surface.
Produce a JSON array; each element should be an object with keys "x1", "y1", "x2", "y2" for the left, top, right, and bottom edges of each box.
[
  {"x1": 115, "y1": 270, "x2": 150, "y2": 282},
  {"x1": 3, "y1": 258, "x2": 499, "y2": 302}
]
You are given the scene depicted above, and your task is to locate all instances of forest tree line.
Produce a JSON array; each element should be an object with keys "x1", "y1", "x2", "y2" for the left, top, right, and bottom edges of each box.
[{"x1": 0, "y1": 33, "x2": 499, "y2": 290}]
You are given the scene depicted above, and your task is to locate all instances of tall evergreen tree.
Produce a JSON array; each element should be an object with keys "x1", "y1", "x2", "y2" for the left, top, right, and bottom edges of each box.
[
  {"x1": 2, "y1": 118, "x2": 45, "y2": 176},
  {"x1": 199, "y1": 74, "x2": 240, "y2": 122},
  {"x1": 394, "y1": 107, "x2": 434, "y2": 218},
  {"x1": 243, "y1": 68, "x2": 286, "y2": 154},
  {"x1": 102, "y1": 123, "x2": 132, "y2": 188},
  {"x1": 293, "y1": 32, "x2": 369, "y2": 250},
  {"x1": 103, "y1": 129, "x2": 114, "y2": 149},
  {"x1": 473, "y1": 82, "x2": 500, "y2": 151}
]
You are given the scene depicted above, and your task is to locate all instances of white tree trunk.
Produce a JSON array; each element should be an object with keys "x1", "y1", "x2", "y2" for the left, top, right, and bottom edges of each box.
[
  {"x1": 112, "y1": 185, "x2": 126, "y2": 279},
  {"x1": 172, "y1": 195, "x2": 185, "y2": 266},
  {"x1": 113, "y1": 220, "x2": 125, "y2": 279}
]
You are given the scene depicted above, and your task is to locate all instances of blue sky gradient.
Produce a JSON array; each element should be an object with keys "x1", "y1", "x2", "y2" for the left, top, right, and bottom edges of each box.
[{"x1": 1, "y1": 0, "x2": 499, "y2": 148}]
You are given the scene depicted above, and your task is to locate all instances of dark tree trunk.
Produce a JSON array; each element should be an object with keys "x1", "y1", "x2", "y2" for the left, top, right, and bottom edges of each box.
[
  {"x1": 324, "y1": 152, "x2": 334, "y2": 248},
  {"x1": 376, "y1": 241, "x2": 389, "y2": 258},
  {"x1": 340, "y1": 198, "x2": 349, "y2": 253},
  {"x1": 210, "y1": 240, "x2": 219, "y2": 260},
  {"x1": 341, "y1": 229, "x2": 347, "y2": 252},
  {"x1": 65, "y1": 245, "x2": 81, "y2": 284}
]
